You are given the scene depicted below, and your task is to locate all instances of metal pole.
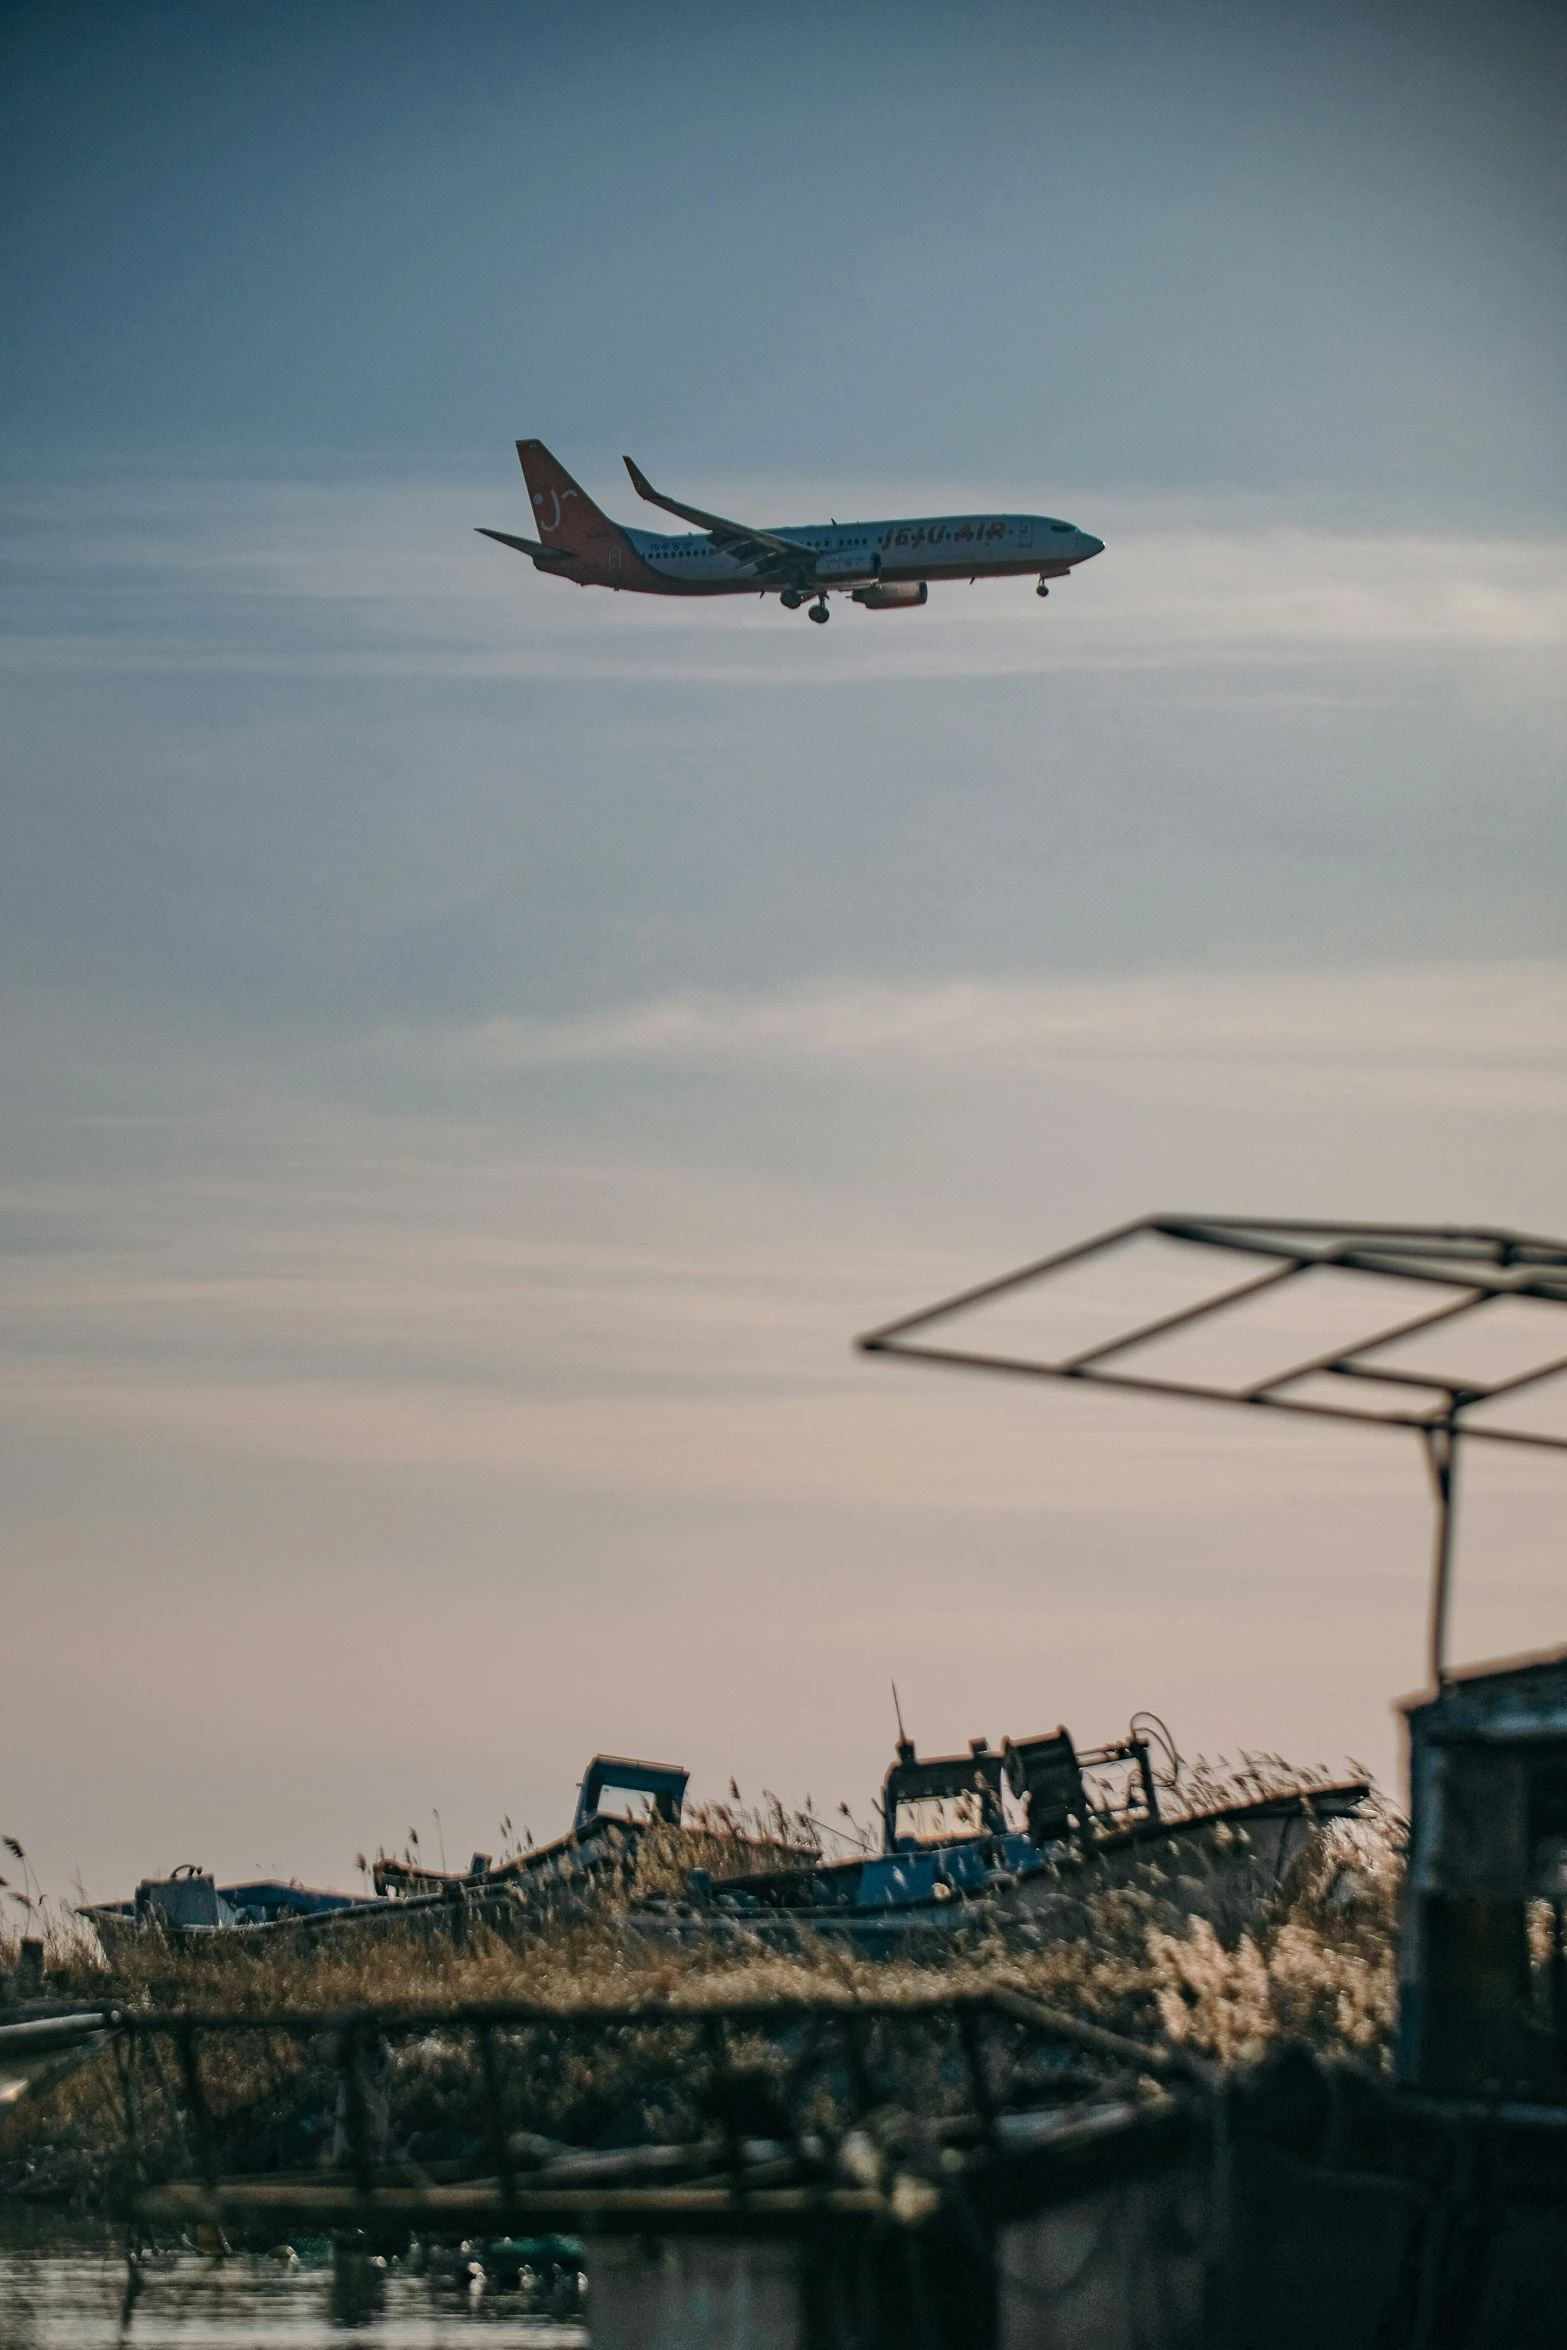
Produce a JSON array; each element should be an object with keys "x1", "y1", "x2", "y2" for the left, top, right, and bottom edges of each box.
[{"x1": 1422, "y1": 1420, "x2": 1461, "y2": 1690}]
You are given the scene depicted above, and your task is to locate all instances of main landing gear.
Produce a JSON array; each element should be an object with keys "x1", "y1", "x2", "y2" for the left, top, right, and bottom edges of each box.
[
  {"x1": 780, "y1": 589, "x2": 804, "y2": 610},
  {"x1": 808, "y1": 596, "x2": 830, "y2": 624}
]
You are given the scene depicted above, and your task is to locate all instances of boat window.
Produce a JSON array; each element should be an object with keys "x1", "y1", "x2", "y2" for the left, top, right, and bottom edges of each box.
[
  {"x1": 590, "y1": 1781, "x2": 667, "y2": 1824},
  {"x1": 894, "y1": 1791, "x2": 995, "y2": 1845}
]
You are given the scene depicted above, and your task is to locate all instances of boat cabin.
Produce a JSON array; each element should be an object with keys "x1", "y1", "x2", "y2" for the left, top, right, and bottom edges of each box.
[
  {"x1": 574, "y1": 1754, "x2": 688, "y2": 1833},
  {"x1": 880, "y1": 1724, "x2": 1160, "y2": 1855},
  {"x1": 881, "y1": 1737, "x2": 1008, "y2": 1851}
]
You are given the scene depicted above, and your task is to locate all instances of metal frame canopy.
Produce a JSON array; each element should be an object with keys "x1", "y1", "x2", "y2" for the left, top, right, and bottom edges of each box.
[{"x1": 857, "y1": 1218, "x2": 1567, "y2": 1689}]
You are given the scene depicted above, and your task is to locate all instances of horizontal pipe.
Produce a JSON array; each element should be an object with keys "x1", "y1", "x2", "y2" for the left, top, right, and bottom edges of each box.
[
  {"x1": 0, "y1": 2012, "x2": 116, "y2": 2058},
  {"x1": 856, "y1": 1217, "x2": 1150, "y2": 1348},
  {"x1": 860, "y1": 1340, "x2": 1567, "y2": 1454},
  {"x1": 110, "y1": 1987, "x2": 1140, "y2": 2036},
  {"x1": 1248, "y1": 1288, "x2": 1491, "y2": 1399},
  {"x1": 1056, "y1": 1261, "x2": 1301, "y2": 1374},
  {"x1": 133, "y1": 2180, "x2": 892, "y2": 2231},
  {"x1": 987, "y1": 1988, "x2": 1213, "y2": 2087}
]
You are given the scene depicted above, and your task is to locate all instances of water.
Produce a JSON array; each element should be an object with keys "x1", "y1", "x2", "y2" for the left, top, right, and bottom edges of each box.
[{"x1": 0, "y1": 2214, "x2": 590, "y2": 2350}]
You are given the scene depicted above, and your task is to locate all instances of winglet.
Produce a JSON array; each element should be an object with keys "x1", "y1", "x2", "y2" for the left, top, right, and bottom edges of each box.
[{"x1": 623, "y1": 454, "x2": 658, "y2": 504}]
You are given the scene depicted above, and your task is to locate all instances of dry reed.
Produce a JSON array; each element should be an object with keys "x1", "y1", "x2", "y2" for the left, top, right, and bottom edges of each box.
[{"x1": 1, "y1": 1798, "x2": 1408, "y2": 2205}]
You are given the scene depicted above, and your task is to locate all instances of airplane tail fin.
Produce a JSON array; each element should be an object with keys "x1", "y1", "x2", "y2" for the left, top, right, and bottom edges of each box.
[{"x1": 514, "y1": 440, "x2": 626, "y2": 554}]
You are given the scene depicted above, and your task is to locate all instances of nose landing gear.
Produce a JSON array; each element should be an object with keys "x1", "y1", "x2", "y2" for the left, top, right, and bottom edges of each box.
[
  {"x1": 808, "y1": 596, "x2": 830, "y2": 624},
  {"x1": 1036, "y1": 580, "x2": 1050, "y2": 598}
]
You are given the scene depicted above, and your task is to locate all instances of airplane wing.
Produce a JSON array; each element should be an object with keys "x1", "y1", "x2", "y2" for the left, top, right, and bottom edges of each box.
[
  {"x1": 476, "y1": 527, "x2": 578, "y2": 564},
  {"x1": 623, "y1": 455, "x2": 811, "y2": 579}
]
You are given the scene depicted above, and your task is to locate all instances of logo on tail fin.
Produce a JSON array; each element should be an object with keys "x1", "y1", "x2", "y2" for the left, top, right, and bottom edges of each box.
[
  {"x1": 532, "y1": 488, "x2": 579, "y2": 535},
  {"x1": 515, "y1": 442, "x2": 618, "y2": 544}
]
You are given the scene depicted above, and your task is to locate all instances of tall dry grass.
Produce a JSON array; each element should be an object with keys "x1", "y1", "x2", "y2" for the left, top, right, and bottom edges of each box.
[
  {"x1": 9, "y1": 1790, "x2": 1406, "y2": 2052},
  {"x1": 1, "y1": 1830, "x2": 102, "y2": 1978},
  {"x1": 0, "y1": 1801, "x2": 1409, "y2": 2204}
]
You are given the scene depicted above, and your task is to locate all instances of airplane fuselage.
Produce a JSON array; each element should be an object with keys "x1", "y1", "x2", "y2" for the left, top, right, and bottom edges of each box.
[{"x1": 622, "y1": 510, "x2": 1101, "y2": 594}]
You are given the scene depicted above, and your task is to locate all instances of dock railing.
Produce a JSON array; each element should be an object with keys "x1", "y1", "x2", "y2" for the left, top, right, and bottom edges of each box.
[{"x1": 85, "y1": 1988, "x2": 1206, "y2": 2240}]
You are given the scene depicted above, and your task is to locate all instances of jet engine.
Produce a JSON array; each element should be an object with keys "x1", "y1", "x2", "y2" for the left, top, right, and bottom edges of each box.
[{"x1": 851, "y1": 581, "x2": 929, "y2": 610}]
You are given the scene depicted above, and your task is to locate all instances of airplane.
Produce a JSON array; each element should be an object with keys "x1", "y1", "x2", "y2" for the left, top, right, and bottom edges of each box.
[{"x1": 478, "y1": 440, "x2": 1103, "y2": 623}]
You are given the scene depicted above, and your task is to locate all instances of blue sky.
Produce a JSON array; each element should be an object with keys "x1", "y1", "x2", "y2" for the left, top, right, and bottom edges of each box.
[
  {"x1": 3, "y1": 1, "x2": 1565, "y2": 1904},
  {"x1": 5, "y1": 2, "x2": 1565, "y2": 511}
]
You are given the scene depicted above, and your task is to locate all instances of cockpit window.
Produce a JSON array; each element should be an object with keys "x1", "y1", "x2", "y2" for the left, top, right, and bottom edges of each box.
[{"x1": 1050, "y1": 522, "x2": 1072, "y2": 534}]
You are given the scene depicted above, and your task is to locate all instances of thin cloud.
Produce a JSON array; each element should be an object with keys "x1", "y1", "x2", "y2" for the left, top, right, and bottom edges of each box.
[
  {"x1": 4, "y1": 476, "x2": 1565, "y2": 686},
  {"x1": 456, "y1": 961, "x2": 1567, "y2": 1113},
  {"x1": 0, "y1": 1361, "x2": 1430, "y2": 1512}
]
